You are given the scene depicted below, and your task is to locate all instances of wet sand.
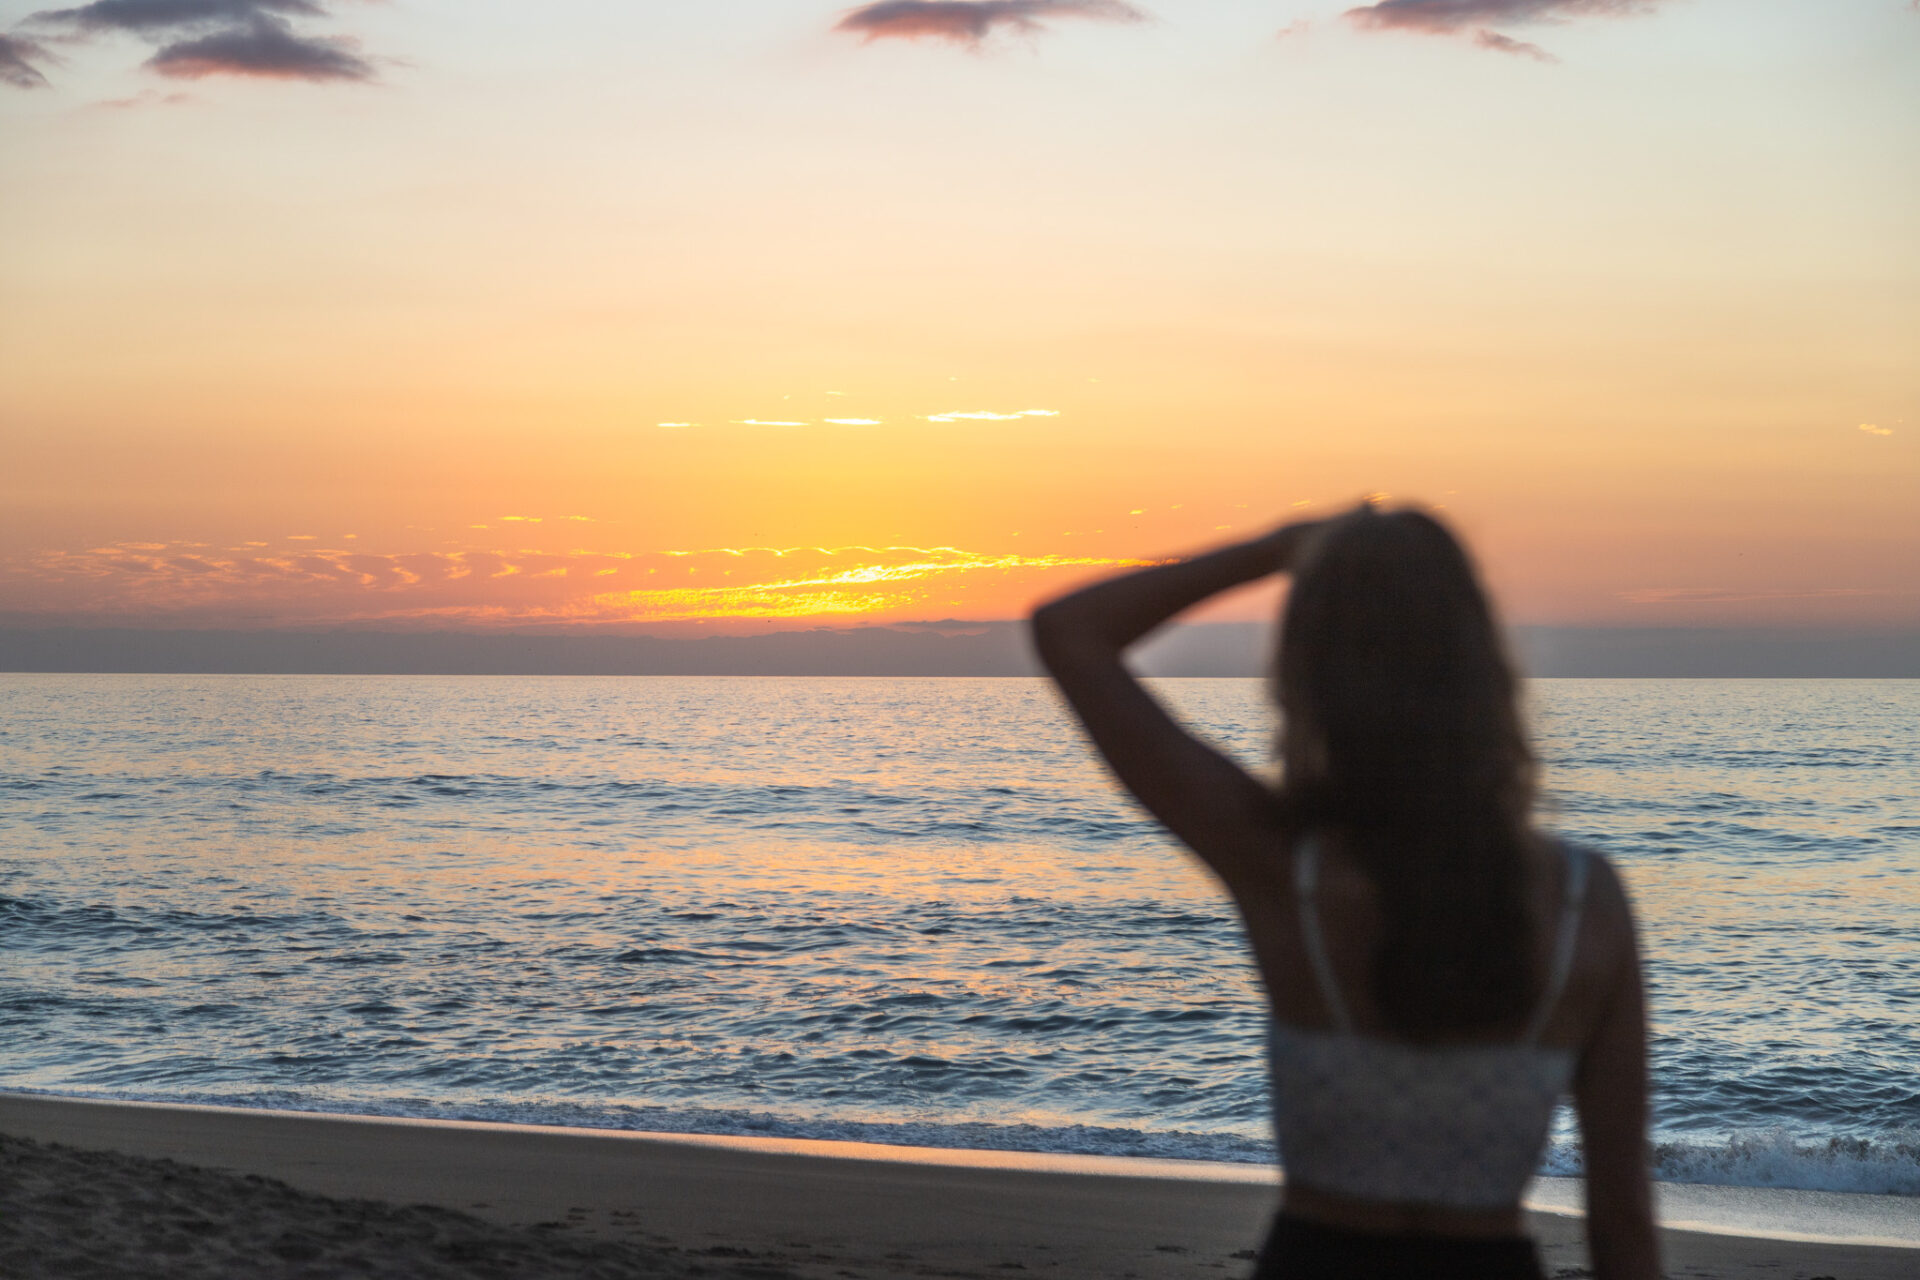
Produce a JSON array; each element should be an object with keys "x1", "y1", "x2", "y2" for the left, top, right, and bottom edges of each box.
[{"x1": 1, "y1": 1094, "x2": 1910, "y2": 1279}]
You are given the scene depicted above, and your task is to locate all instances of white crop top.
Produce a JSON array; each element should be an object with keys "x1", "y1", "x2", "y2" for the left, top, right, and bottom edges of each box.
[{"x1": 1267, "y1": 836, "x2": 1590, "y2": 1210}]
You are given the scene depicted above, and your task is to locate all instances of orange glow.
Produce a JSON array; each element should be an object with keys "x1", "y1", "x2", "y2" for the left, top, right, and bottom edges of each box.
[
  {"x1": 1, "y1": 4, "x2": 1914, "y2": 633},
  {"x1": 0, "y1": 543, "x2": 1160, "y2": 629},
  {"x1": 586, "y1": 551, "x2": 1157, "y2": 622}
]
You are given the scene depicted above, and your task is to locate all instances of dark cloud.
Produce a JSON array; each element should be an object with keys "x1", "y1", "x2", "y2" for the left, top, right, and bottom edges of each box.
[
  {"x1": 1345, "y1": 0, "x2": 1650, "y2": 31},
  {"x1": 147, "y1": 16, "x2": 372, "y2": 80},
  {"x1": 0, "y1": 34, "x2": 55, "y2": 88},
  {"x1": 28, "y1": 0, "x2": 324, "y2": 35},
  {"x1": 835, "y1": 0, "x2": 1146, "y2": 46},
  {"x1": 19, "y1": 0, "x2": 372, "y2": 86},
  {"x1": 1345, "y1": 0, "x2": 1656, "y2": 59}
]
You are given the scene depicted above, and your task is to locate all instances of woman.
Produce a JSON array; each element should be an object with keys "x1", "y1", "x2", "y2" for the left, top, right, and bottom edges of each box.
[{"x1": 1031, "y1": 504, "x2": 1657, "y2": 1280}]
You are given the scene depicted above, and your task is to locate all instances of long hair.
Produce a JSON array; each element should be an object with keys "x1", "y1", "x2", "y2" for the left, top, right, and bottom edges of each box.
[{"x1": 1273, "y1": 505, "x2": 1537, "y2": 1041}]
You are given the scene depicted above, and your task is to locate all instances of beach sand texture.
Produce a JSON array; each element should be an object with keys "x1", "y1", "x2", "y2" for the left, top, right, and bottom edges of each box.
[{"x1": 2, "y1": 1095, "x2": 1911, "y2": 1280}]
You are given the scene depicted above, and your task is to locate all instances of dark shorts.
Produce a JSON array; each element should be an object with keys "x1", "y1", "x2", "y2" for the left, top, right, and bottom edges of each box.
[{"x1": 1252, "y1": 1214, "x2": 1545, "y2": 1280}]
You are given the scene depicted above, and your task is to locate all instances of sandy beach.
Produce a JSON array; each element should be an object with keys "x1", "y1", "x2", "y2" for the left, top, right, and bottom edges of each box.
[{"x1": 0, "y1": 1094, "x2": 1910, "y2": 1279}]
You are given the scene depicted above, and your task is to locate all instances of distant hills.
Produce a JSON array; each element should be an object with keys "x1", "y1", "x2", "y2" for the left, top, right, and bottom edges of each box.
[{"x1": 0, "y1": 624, "x2": 1914, "y2": 677}]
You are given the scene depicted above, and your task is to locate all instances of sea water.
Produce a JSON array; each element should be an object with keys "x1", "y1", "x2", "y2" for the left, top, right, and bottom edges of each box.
[{"x1": 1, "y1": 675, "x2": 1914, "y2": 1203}]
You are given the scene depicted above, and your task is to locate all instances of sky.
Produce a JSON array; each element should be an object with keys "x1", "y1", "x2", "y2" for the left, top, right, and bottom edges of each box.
[{"x1": 2, "y1": 0, "x2": 1915, "y2": 635}]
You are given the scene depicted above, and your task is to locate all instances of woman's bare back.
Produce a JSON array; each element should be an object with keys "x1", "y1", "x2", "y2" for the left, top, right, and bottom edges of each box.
[{"x1": 1229, "y1": 826, "x2": 1644, "y2": 1238}]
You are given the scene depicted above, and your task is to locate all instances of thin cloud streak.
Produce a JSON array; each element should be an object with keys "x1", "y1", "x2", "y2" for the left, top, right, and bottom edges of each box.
[
  {"x1": 590, "y1": 549, "x2": 1154, "y2": 621},
  {"x1": 1473, "y1": 28, "x2": 1555, "y2": 60},
  {"x1": 95, "y1": 87, "x2": 199, "y2": 106},
  {"x1": 924, "y1": 409, "x2": 1058, "y2": 422},
  {"x1": 1345, "y1": 0, "x2": 1661, "y2": 59},
  {"x1": 835, "y1": 0, "x2": 1146, "y2": 47},
  {"x1": 1345, "y1": 0, "x2": 1652, "y2": 30},
  {"x1": 1, "y1": 542, "x2": 1156, "y2": 627},
  {"x1": 660, "y1": 412, "x2": 1055, "y2": 429},
  {"x1": 1619, "y1": 586, "x2": 1901, "y2": 605}
]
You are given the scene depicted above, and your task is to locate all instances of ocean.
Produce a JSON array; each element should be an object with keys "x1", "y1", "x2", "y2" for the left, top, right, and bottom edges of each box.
[{"x1": 1, "y1": 674, "x2": 1915, "y2": 1202}]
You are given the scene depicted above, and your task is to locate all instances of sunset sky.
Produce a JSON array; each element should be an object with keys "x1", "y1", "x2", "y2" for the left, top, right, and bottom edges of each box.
[{"x1": 3, "y1": 1, "x2": 1915, "y2": 634}]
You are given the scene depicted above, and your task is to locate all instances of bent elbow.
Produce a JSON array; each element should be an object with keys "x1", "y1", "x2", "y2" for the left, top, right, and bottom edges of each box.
[
  {"x1": 1028, "y1": 603, "x2": 1069, "y2": 671},
  {"x1": 1030, "y1": 599, "x2": 1104, "y2": 678}
]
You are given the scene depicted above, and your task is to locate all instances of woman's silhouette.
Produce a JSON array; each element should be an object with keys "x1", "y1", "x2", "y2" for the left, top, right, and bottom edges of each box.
[{"x1": 1032, "y1": 504, "x2": 1657, "y2": 1280}]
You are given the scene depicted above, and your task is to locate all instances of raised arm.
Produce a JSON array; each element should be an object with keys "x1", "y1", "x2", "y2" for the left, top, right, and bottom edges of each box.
[
  {"x1": 1029, "y1": 522, "x2": 1317, "y2": 894},
  {"x1": 1573, "y1": 862, "x2": 1660, "y2": 1280}
]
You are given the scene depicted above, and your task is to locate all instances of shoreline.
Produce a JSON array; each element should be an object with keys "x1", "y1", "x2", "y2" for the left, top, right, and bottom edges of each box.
[
  {"x1": 4, "y1": 1093, "x2": 1915, "y2": 1279},
  {"x1": 6, "y1": 1090, "x2": 1917, "y2": 1245}
]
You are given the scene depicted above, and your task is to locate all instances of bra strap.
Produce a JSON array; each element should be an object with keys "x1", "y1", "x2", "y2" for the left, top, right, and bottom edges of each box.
[
  {"x1": 1294, "y1": 836, "x2": 1355, "y2": 1033},
  {"x1": 1525, "y1": 842, "x2": 1591, "y2": 1043}
]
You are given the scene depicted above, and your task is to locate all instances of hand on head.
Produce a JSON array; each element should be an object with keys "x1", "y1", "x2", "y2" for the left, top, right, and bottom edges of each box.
[{"x1": 1251, "y1": 514, "x2": 1337, "y2": 577}]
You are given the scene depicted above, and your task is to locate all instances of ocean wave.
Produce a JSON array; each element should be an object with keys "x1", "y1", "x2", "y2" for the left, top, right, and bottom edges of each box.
[
  {"x1": 1542, "y1": 1128, "x2": 1920, "y2": 1197},
  {"x1": 2, "y1": 766, "x2": 1161, "y2": 847},
  {"x1": 15, "y1": 1086, "x2": 1918, "y2": 1197}
]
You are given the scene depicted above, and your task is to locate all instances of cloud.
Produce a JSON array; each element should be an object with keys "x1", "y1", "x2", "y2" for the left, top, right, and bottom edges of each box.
[
  {"x1": 835, "y1": 0, "x2": 1146, "y2": 47},
  {"x1": 1346, "y1": 0, "x2": 1650, "y2": 30},
  {"x1": 94, "y1": 86, "x2": 198, "y2": 106},
  {"x1": 924, "y1": 408, "x2": 1059, "y2": 422},
  {"x1": 0, "y1": 33, "x2": 54, "y2": 88},
  {"x1": 146, "y1": 16, "x2": 373, "y2": 80},
  {"x1": 1859, "y1": 423, "x2": 1893, "y2": 436},
  {"x1": 587, "y1": 546, "x2": 1154, "y2": 620},
  {"x1": 24, "y1": 0, "x2": 374, "y2": 85},
  {"x1": 1473, "y1": 28, "x2": 1555, "y2": 59},
  {"x1": 0, "y1": 541, "x2": 1154, "y2": 627},
  {"x1": 666, "y1": 411, "x2": 1056, "y2": 429},
  {"x1": 1345, "y1": 0, "x2": 1658, "y2": 58},
  {"x1": 1619, "y1": 586, "x2": 1895, "y2": 605},
  {"x1": 29, "y1": 0, "x2": 324, "y2": 33}
]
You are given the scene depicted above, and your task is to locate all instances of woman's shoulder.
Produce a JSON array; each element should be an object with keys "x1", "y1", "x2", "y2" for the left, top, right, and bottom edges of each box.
[
  {"x1": 1541, "y1": 836, "x2": 1641, "y2": 994},
  {"x1": 1544, "y1": 837, "x2": 1635, "y2": 928}
]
